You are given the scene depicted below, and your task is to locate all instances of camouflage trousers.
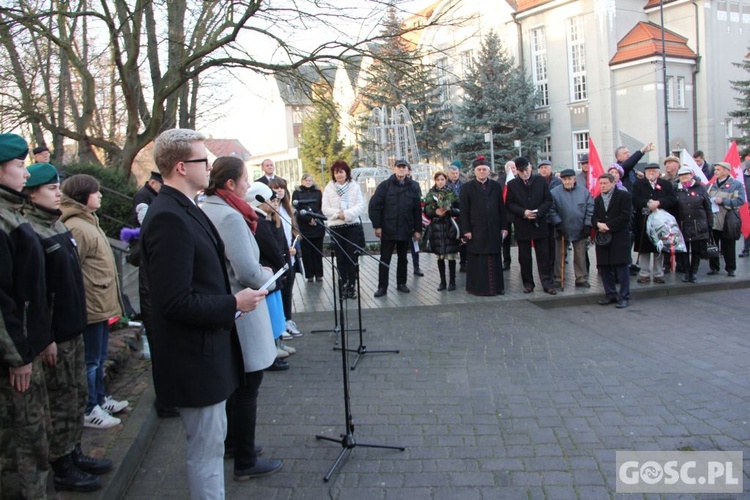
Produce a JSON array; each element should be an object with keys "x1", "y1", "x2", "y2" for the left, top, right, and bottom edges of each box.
[
  {"x1": 43, "y1": 337, "x2": 86, "y2": 461},
  {"x1": 0, "y1": 357, "x2": 50, "y2": 500}
]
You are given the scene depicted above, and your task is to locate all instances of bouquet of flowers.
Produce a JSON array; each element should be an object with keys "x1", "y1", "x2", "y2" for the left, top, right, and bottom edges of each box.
[
  {"x1": 423, "y1": 188, "x2": 457, "y2": 214},
  {"x1": 646, "y1": 209, "x2": 686, "y2": 253}
]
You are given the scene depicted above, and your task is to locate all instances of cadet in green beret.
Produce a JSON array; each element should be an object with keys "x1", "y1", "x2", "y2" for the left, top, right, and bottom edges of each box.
[
  {"x1": 0, "y1": 133, "x2": 53, "y2": 498},
  {"x1": 24, "y1": 163, "x2": 112, "y2": 492}
]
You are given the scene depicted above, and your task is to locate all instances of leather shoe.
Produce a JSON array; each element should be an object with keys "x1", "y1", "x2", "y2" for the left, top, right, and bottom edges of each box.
[
  {"x1": 728, "y1": 271, "x2": 736, "y2": 277},
  {"x1": 707, "y1": 269, "x2": 719, "y2": 275},
  {"x1": 636, "y1": 276, "x2": 650, "y2": 283},
  {"x1": 653, "y1": 276, "x2": 666, "y2": 284},
  {"x1": 447, "y1": 282, "x2": 456, "y2": 291},
  {"x1": 265, "y1": 359, "x2": 289, "y2": 371},
  {"x1": 373, "y1": 288, "x2": 387, "y2": 298},
  {"x1": 234, "y1": 459, "x2": 283, "y2": 481},
  {"x1": 523, "y1": 286, "x2": 534, "y2": 293},
  {"x1": 396, "y1": 284, "x2": 410, "y2": 293},
  {"x1": 598, "y1": 297, "x2": 617, "y2": 305},
  {"x1": 616, "y1": 299, "x2": 629, "y2": 309},
  {"x1": 413, "y1": 269, "x2": 424, "y2": 277},
  {"x1": 72, "y1": 445, "x2": 112, "y2": 475},
  {"x1": 544, "y1": 288, "x2": 557, "y2": 295},
  {"x1": 740, "y1": 250, "x2": 749, "y2": 258}
]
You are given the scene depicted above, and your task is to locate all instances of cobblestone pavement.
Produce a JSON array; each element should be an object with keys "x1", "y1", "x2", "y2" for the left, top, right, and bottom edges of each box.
[{"x1": 125, "y1": 286, "x2": 750, "y2": 499}]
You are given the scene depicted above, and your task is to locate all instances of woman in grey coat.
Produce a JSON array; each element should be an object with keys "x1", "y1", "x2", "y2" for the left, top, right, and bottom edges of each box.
[{"x1": 201, "y1": 156, "x2": 283, "y2": 480}]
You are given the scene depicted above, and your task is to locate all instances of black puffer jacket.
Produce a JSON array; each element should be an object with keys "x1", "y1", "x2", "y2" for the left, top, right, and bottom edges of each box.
[
  {"x1": 25, "y1": 204, "x2": 87, "y2": 343},
  {"x1": 369, "y1": 175, "x2": 422, "y2": 241},
  {"x1": 292, "y1": 185, "x2": 325, "y2": 239},
  {"x1": 424, "y1": 187, "x2": 460, "y2": 255},
  {"x1": 675, "y1": 181, "x2": 712, "y2": 242}
]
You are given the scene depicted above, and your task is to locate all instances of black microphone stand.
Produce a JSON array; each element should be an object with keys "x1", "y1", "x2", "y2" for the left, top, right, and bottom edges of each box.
[{"x1": 321, "y1": 223, "x2": 400, "y2": 370}]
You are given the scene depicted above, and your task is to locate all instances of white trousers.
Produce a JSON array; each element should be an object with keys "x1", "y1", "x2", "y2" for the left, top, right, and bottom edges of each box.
[{"x1": 178, "y1": 401, "x2": 227, "y2": 500}]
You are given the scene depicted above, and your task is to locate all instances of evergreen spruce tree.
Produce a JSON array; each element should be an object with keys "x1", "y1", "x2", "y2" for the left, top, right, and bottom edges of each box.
[
  {"x1": 299, "y1": 85, "x2": 352, "y2": 186},
  {"x1": 729, "y1": 48, "x2": 750, "y2": 150},
  {"x1": 358, "y1": 7, "x2": 446, "y2": 162},
  {"x1": 452, "y1": 30, "x2": 549, "y2": 169}
]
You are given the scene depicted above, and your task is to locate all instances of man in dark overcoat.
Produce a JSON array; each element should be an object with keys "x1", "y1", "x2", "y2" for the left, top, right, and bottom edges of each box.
[
  {"x1": 632, "y1": 163, "x2": 677, "y2": 283},
  {"x1": 140, "y1": 128, "x2": 267, "y2": 498},
  {"x1": 369, "y1": 158, "x2": 422, "y2": 297},
  {"x1": 459, "y1": 157, "x2": 508, "y2": 296},
  {"x1": 505, "y1": 156, "x2": 555, "y2": 294},
  {"x1": 592, "y1": 173, "x2": 633, "y2": 308}
]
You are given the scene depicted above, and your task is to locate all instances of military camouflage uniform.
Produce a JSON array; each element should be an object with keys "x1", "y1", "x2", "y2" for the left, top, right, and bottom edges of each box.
[
  {"x1": 25, "y1": 203, "x2": 88, "y2": 462},
  {"x1": 0, "y1": 185, "x2": 53, "y2": 499}
]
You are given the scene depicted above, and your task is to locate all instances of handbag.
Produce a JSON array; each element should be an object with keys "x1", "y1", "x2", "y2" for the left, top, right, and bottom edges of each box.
[
  {"x1": 703, "y1": 234, "x2": 721, "y2": 259},
  {"x1": 419, "y1": 223, "x2": 433, "y2": 253},
  {"x1": 723, "y1": 208, "x2": 742, "y2": 240},
  {"x1": 594, "y1": 231, "x2": 612, "y2": 247}
]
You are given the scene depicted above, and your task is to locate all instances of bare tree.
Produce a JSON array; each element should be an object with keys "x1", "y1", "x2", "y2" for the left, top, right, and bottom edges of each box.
[{"x1": 0, "y1": 0, "x2": 461, "y2": 176}]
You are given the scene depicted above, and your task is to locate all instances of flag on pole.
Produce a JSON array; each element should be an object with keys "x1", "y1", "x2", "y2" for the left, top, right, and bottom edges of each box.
[
  {"x1": 587, "y1": 138, "x2": 605, "y2": 198},
  {"x1": 723, "y1": 141, "x2": 750, "y2": 238},
  {"x1": 502, "y1": 162, "x2": 514, "y2": 202},
  {"x1": 679, "y1": 149, "x2": 709, "y2": 185}
]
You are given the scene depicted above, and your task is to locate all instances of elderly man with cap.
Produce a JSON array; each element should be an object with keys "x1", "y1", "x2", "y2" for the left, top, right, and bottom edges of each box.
[
  {"x1": 506, "y1": 156, "x2": 556, "y2": 294},
  {"x1": 459, "y1": 156, "x2": 508, "y2": 295},
  {"x1": 0, "y1": 133, "x2": 54, "y2": 498},
  {"x1": 33, "y1": 145, "x2": 51, "y2": 164},
  {"x1": 661, "y1": 155, "x2": 681, "y2": 188},
  {"x1": 369, "y1": 158, "x2": 422, "y2": 297},
  {"x1": 575, "y1": 155, "x2": 590, "y2": 191},
  {"x1": 632, "y1": 162, "x2": 677, "y2": 283},
  {"x1": 706, "y1": 161, "x2": 746, "y2": 276},
  {"x1": 23, "y1": 163, "x2": 113, "y2": 492},
  {"x1": 549, "y1": 169, "x2": 594, "y2": 288}
]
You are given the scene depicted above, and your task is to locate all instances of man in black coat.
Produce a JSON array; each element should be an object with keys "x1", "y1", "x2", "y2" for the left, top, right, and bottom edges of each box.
[
  {"x1": 459, "y1": 157, "x2": 508, "y2": 296},
  {"x1": 130, "y1": 171, "x2": 162, "y2": 227},
  {"x1": 255, "y1": 158, "x2": 284, "y2": 184},
  {"x1": 369, "y1": 158, "x2": 422, "y2": 297},
  {"x1": 505, "y1": 156, "x2": 555, "y2": 294},
  {"x1": 615, "y1": 142, "x2": 653, "y2": 191},
  {"x1": 592, "y1": 173, "x2": 633, "y2": 308},
  {"x1": 140, "y1": 129, "x2": 267, "y2": 498},
  {"x1": 632, "y1": 163, "x2": 677, "y2": 283}
]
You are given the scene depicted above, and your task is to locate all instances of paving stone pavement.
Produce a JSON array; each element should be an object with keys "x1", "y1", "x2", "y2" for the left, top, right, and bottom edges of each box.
[{"x1": 125, "y1": 286, "x2": 750, "y2": 499}]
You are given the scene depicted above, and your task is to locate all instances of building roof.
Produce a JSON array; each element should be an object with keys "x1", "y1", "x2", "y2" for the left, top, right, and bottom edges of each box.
[
  {"x1": 204, "y1": 139, "x2": 251, "y2": 161},
  {"x1": 515, "y1": 0, "x2": 555, "y2": 13},
  {"x1": 610, "y1": 21, "x2": 697, "y2": 66}
]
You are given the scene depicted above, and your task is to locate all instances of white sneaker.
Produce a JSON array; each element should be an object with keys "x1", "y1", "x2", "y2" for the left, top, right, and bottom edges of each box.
[
  {"x1": 102, "y1": 396, "x2": 129, "y2": 414},
  {"x1": 280, "y1": 331, "x2": 293, "y2": 341},
  {"x1": 276, "y1": 345, "x2": 290, "y2": 358},
  {"x1": 278, "y1": 339, "x2": 296, "y2": 355},
  {"x1": 285, "y1": 320, "x2": 302, "y2": 337},
  {"x1": 84, "y1": 405, "x2": 121, "y2": 429}
]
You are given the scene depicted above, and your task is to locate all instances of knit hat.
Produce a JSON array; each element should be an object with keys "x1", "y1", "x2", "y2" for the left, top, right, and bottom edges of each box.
[
  {"x1": 450, "y1": 160, "x2": 462, "y2": 169},
  {"x1": 25, "y1": 163, "x2": 60, "y2": 188},
  {"x1": 245, "y1": 182, "x2": 275, "y2": 208},
  {"x1": 608, "y1": 163, "x2": 624, "y2": 177},
  {"x1": 0, "y1": 133, "x2": 29, "y2": 164}
]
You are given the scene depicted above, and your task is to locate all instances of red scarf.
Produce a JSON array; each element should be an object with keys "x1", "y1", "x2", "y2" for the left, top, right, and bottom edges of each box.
[{"x1": 215, "y1": 188, "x2": 258, "y2": 234}]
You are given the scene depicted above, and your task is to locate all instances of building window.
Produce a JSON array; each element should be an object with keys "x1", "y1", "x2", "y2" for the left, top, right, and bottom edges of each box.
[
  {"x1": 665, "y1": 76, "x2": 685, "y2": 109},
  {"x1": 436, "y1": 57, "x2": 451, "y2": 106},
  {"x1": 573, "y1": 131, "x2": 589, "y2": 165},
  {"x1": 567, "y1": 16, "x2": 587, "y2": 102},
  {"x1": 539, "y1": 136, "x2": 552, "y2": 162},
  {"x1": 531, "y1": 28, "x2": 549, "y2": 107},
  {"x1": 460, "y1": 50, "x2": 474, "y2": 78}
]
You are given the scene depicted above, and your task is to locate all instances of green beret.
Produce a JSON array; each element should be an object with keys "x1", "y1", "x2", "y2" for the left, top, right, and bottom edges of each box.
[
  {"x1": 26, "y1": 163, "x2": 60, "y2": 188},
  {"x1": 0, "y1": 133, "x2": 29, "y2": 164}
]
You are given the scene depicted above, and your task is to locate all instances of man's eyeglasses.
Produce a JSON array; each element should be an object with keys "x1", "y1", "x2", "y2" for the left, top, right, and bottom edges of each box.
[{"x1": 183, "y1": 158, "x2": 209, "y2": 168}]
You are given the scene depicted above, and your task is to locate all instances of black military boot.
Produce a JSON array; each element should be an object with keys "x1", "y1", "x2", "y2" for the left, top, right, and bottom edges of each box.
[
  {"x1": 437, "y1": 260, "x2": 446, "y2": 291},
  {"x1": 51, "y1": 453, "x2": 102, "y2": 492},
  {"x1": 448, "y1": 260, "x2": 457, "y2": 291},
  {"x1": 72, "y1": 444, "x2": 113, "y2": 474}
]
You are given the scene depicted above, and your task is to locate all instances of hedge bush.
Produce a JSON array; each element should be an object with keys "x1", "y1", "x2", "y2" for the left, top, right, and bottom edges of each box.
[{"x1": 60, "y1": 163, "x2": 139, "y2": 238}]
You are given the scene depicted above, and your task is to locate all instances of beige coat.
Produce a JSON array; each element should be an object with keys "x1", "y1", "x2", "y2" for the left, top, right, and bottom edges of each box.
[{"x1": 60, "y1": 196, "x2": 123, "y2": 324}]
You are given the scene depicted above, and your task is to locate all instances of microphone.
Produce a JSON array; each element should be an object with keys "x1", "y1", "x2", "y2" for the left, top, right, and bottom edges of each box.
[
  {"x1": 292, "y1": 199, "x2": 301, "y2": 207},
  {"x1": 255, "y1": 194, "x2": 267, "y2": 204},
  {"x1": 300, "y1": 209, "x2": 327, "y2": 221}
]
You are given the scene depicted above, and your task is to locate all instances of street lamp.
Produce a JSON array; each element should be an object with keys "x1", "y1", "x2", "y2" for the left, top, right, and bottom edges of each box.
[{"x1": 660, "y1": 0, "x2": 670, "y2": 156}]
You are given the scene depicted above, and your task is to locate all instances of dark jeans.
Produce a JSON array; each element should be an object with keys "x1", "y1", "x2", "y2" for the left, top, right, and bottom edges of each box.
[
  {"x1": 83, "y1": 321, "x2": 109, "y2": 413},
  {"x1": 281, "y1": 267, "x2": 295, "y2": 320},
  {"x1": 599, "y1": 264, "x2": 631, "y2": 300},
  {"x1": 681, "y1": 240, "x2": 707, "y2": 277},
  {"x1": 330, "y1": 225, "x2": 362, "y2": 286},
  {"x1": 709, "y1": 230, "x2": 737, "y2": 272},
  {"x1": 226, "y1": 370, "x2": 264, "y2": 470},
  {"x1": 516, "y1": 238, "x2": 554, "y2": 289},
  {"x1": 300, "y1": 236, "x2": 324, "y2": 279},
  {"x1": 378, "y1": 239, "x2": 409, "y2": 288}
]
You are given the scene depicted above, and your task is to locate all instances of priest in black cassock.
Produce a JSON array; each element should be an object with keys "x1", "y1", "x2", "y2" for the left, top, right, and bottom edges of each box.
[{"x1": 459, "y1": 157, "x2": 508, "y2": 295}]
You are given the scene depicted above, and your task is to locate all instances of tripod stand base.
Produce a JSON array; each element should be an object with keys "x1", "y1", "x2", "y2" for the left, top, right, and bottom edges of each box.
[
  {"x1": 333, "y1": 344, "x2": 400, "y2": 370},
  {"x1": 315, "y1": 432, "x2": 405, "y2": 482}
]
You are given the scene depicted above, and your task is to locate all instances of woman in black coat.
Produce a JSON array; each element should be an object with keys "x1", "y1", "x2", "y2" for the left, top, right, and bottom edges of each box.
[
  {"x1": 292, "y1": 174, "x2": 325, "y2": 282},
  {"x1": 674, "y1": 168, "x2": 712, "y2": 282},
  {"x1": 424, "y1": 172, "x2": 460, "y2": 291}
]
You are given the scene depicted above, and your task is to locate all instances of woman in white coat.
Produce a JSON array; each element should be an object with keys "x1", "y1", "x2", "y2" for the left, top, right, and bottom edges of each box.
[{"x1": 201, "y1": 156, "x2": 283, "y2": 480}]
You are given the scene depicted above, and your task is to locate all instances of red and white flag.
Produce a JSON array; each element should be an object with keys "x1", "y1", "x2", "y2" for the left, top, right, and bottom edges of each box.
[
  {"x1": 723, "y1": 141, "x2": 750, "y2": 239},
  {"x1": 587, "y1": 138, "x2": 605, "y2": 198},
  {"x1": 678, "y1": 149, "x2": 709, "y2": 185}
]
